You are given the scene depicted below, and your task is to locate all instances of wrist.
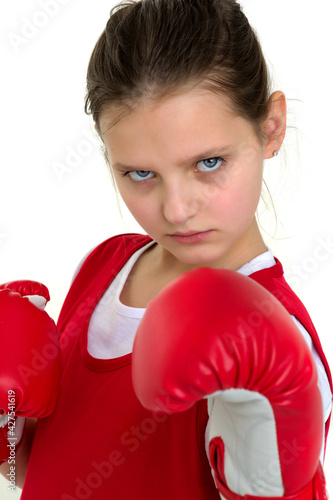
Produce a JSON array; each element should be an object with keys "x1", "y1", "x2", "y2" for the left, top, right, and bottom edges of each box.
[{"x1": 0, "y1": 415, "x2": 26, "y2": 465}]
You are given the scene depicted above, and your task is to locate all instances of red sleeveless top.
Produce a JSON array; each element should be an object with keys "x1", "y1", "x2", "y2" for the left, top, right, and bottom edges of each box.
[{"x1": 21, "y1": 234, "x2": 332, "y2": 500}]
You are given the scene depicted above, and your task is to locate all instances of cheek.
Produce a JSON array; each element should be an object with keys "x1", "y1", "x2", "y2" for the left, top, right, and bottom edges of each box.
[
  {"x1": 207, "y1": 164, "x2": 263, "y2": 226},
  {"x1": 121, "y1": 192, "x2": 159, "y2": 228}
]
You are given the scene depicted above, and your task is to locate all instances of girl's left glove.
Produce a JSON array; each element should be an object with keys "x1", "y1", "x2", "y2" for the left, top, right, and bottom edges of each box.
[{"x1": 132, "y1": 268, "x2": 328, "y2": 500}]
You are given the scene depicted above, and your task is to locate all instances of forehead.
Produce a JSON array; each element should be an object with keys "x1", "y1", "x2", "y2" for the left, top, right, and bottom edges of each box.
[
  {"x1": 99, "y1": 88, "x2": 259, "y2": 167},
  {"x1": 98, "y1": 88, "x2": 236, "y2": 135}
]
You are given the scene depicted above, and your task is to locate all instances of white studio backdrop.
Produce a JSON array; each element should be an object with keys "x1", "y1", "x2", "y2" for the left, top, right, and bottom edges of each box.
[{"x1": 1, "y1": 0, "x2": 332, "y2": 498}]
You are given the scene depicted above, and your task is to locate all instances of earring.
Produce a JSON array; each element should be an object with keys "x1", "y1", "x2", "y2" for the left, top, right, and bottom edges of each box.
[{"x1": 273, "y1": 150, "x2": 279, "y2": 157}]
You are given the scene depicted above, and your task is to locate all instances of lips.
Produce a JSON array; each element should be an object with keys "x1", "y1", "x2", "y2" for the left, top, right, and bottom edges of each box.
[
  {"x1": 168, "y1": 230, "x2": 212, "y2": 244},
  {"x1": 170, "y1": 231, "x2": 202, "y2": 237}
]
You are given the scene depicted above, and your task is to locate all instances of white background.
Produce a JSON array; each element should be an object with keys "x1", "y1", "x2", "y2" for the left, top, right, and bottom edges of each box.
[{"x1": 1, "y1": 0, "x2": 332, "y2": 497}]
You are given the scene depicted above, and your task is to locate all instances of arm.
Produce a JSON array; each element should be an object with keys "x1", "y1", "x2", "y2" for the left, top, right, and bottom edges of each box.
[{"x1": 0, "y1": 418, "x2": 37, "y2": 489}]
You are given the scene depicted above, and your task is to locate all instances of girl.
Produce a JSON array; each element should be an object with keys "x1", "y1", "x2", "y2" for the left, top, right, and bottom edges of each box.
[{"x1": 4, "y1": 0, "x2": 332, "y2": 498}]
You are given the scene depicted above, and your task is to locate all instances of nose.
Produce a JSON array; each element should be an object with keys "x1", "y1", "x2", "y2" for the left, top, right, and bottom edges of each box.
[{"x1": 161, "y1": 180, "x2": 202, "y2": 225}]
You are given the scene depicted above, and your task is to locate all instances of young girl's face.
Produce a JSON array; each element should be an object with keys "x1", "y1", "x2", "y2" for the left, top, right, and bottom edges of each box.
[{"x1": 100, "y1": 88, "x2": 271, "y2": 269}]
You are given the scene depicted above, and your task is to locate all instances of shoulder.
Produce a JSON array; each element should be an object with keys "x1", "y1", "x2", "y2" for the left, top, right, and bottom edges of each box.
[
  {"x1": 84, "y1": 233, "x2": 152, "y2": 265},
  {"x1": 73, "y1": 233, "x2": 153, "y2": 280},
  {"x1": 250, "y1": 256, "x2": 332, "y2": 391},
  {"x1": 249, "y1": 256, "x2": 320, "y2": 346},
  {"x1": 249, "y1": 257, "x2": 312, "y2": 322},
  {"x1": 57, "y1": 233, "x2": 152, "y2": 331}
]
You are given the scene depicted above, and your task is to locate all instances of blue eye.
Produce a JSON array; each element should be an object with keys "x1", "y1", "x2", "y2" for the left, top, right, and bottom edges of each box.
[
  {"x1": 197, "y1": 157, "x2": 224, "y2": 172},
  {"x1": 128, "y1": 170, "x2": 155, "y2": 182}
]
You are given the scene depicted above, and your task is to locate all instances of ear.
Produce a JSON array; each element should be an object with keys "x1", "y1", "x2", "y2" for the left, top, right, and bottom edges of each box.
[{"x1": 262, "y1": 91, "x2": 287, "y2": 159}]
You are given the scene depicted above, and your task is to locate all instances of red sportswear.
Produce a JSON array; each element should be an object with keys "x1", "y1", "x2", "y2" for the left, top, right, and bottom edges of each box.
[{"x1": 21, "y1": 234, "x2": 332, "y2": 500}]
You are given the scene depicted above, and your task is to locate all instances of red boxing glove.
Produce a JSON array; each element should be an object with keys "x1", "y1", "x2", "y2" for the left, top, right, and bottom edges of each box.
[
  {"x1": 0, "y1": 280, "x2": 50, "y2": 309},
  {"x1": 132, "y1": 268, "x2": 327, "y2": 499},
  {"x1": 0, "y1": 280, "x2": 61, "y2": 464}
]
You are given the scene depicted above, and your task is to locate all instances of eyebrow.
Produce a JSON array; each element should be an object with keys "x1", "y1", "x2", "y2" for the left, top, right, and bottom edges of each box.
[
  {"x1": 177, "y1": 146, "x2": 231, "y2": 166},
  {"x1": 112, "y1": 146, "x2": 231, "y2": 171}
]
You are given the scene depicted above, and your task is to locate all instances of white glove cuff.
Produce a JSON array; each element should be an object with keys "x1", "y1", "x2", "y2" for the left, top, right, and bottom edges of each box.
[{"x1": 25, "y1": 295, "x2": 47, "y2": 310}]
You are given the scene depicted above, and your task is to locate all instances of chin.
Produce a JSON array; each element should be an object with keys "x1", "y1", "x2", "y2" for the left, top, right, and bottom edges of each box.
[{"x1": 175, "y1": 247, "x2": 224, "y2": 267}]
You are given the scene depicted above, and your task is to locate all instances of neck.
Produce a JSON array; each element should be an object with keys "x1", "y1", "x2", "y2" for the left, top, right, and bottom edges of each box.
[{"x1": 220, "y1": 218, "x2": 268, "y2": 272}]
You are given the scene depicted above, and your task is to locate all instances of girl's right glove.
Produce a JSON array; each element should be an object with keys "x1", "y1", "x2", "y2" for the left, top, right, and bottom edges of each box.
[{"x1": 0, "y1": 281, "x2": 62, "y2": 464}]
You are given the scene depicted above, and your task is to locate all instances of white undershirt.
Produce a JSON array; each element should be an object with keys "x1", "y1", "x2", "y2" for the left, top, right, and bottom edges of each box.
[
  {"x1": 87, "y1": 241, "x2": 155, "y2": 359},
  {"x1": 87, "y1": 241, "x2": 278, "y2": 360},
  {"x1": 87, "y1": 242, "x2": 332, "y2": 461}
]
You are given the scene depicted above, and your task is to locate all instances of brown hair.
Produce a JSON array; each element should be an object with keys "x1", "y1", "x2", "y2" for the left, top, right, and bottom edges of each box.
[{"x1": 84, "y1": 0, "x2": 271, "y2": 141}]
